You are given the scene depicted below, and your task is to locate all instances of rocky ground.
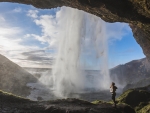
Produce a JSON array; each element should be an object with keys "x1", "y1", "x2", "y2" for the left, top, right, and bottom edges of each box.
[
  {"x1": 1, "y1": 85, "x2": 150, "y2": 113},
  {"x1": 0, "y1": 90, "x2": 136, "y2": 113}
]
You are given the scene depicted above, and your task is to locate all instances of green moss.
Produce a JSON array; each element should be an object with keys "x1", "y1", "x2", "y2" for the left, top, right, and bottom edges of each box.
[
  {"x1": 116, "y1": 89, "x2": 134, "y2": 103},
  {"x1": 135, "y1": 102, "x2": 149, "y2": 111},
  {"x1": 92, "y1": 100, "x2": 106, "y2": 104},
  {"x1": 116, "y1": 89, "x2": 150, "y2": 107},
  {"x1": 137, "y1": 103, "x2": 150, "y2": 113},
  {"x1": 0, "y1": 90, "x2": 30, "y2": 103}
]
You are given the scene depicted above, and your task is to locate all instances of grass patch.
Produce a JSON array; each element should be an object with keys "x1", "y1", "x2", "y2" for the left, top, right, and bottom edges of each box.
[
  {"x1": 0, "y1": 90, "x2": 31, "y2": 103},
  {"x1": 92, "y1": 100, "x2": 107, "y2": 104},
  {"x1": 116, "y1": 89, "x2": 150, "y2": 107},
  {"x1": 137, "y1": 103, "x2": 150, "y2": 113}
]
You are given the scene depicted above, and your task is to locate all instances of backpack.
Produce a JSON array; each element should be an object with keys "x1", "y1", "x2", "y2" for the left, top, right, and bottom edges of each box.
[{"x1": 110, "y1": 87, "x2": 113, "y2": 93}]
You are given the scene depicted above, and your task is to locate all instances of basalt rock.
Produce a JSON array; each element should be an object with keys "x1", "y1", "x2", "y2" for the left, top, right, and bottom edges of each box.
[{"x1": 0, "y1": 0, "x2": 150, "y2": 59}]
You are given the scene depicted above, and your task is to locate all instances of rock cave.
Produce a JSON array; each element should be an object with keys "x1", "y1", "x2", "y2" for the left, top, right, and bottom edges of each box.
[{"x1": 0, "y1": 0, "x2": 150, "y2": 113}]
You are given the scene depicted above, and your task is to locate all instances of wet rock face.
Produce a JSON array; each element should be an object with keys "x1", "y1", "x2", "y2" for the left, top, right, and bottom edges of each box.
[{"x1": 0, "y1": 0, "x2": 150, "y2": 58}]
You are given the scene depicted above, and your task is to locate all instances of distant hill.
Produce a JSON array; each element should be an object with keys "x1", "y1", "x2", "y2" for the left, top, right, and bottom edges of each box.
[
  {"x1": 123, "y1": 77, "x2": 150, "y2": 91},
  {"x1": 110, "y1": 58, "x2": 150, "y2": 87},
  {"x1": 0, "y1": 54, "x2": 38, "y2": 97}
]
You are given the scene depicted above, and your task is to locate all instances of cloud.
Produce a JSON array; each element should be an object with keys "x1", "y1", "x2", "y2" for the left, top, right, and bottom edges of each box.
[
  {"x1": 24, "y1": 34, "x2": 47, "y2": 43},
  {"x1": 0, "y1": 14, "x2": 54, "y2": 68},
  {"x1": 21, "y1": 50, "x2": 54, "y2": 67},
  {"x1": 27, "y1": 10, "x2": 39, "y2": 18},
  {"x1": 0, "y1": 27, "x2": 22, "y2": 37},
  {"x1": 0, "y1": 8, "x2": 59, "y2": 68},
  {"x1": 26, "y1": 12, "x2": 58, "y2": 49},
  {"x1": 13, "y1": 7, "x2": 22, "y2": 13},
  {"x1": 0, "y1": 17, "x2": 23, "y2": 51},
  {"x1": 0, "y1": 16, "x2": 5, "y2": 22},
  {"x1": 106, "y1": 22, "x2": 131, "y2": 42}
]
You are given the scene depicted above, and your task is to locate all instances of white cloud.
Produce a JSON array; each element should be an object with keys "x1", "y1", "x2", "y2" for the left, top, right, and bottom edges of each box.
[
  {"x1": 25, "y1": 34, "x2": 47, "y2": 43},
  {"x1": 27, "y1": 10, "x2": 39, "y2": 18},
  {"x1": 0, "y1": 14, "x2": 53, "y2": 68},
  {"x1": 13, "y1": 7, "x2": 22, "y2": 13},
  {"x1": 0, "y1": 27, "x2": 22, "y2": 37},
  {"x1": 0, "y1": 16, "x2": 5, "y2": 22},
  {"x1": 27, "y1": 12, "x2": 58, "y2": 49},
  {"x1": 106, "y1": 22, "x2": 131, "y2": 41}
]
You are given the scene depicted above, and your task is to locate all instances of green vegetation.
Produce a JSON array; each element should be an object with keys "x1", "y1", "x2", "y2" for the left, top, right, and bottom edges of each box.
[
  {"x1": 135, "y1": 102, "x2": 148, "y2": 111},
  {"x1": 116, "y1": 89, "x2": 150, "y2": 113},
  {"x1": 116, "y1": 89, "x2": 150, "y2": 107},
  {"x1": 137, "y1": 104, "x2": 150, "y2": 113},
  {"x1": 1, "y1": 88, "x2": 150, "y2": 113},
  {"x1": 92, "y1": 100, "x2": 107, "y2": 104},
  {"x1": 0, "y1": 90, "x2": 31, "y2": 103},
  {"x1": 92, "y1": 88, "x2": 150, "y2": 113}
]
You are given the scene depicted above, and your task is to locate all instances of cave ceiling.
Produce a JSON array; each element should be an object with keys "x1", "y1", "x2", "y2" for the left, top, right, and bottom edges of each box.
[{"x1": 0, "y1": 0, "x2": 150, "y2": 60}]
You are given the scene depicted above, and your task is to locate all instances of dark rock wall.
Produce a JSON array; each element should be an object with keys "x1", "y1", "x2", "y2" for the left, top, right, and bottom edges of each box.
[
  {"x1": 0, "y1": 0, "x2": 150, "y2": 59},
  {"x1": 130, "y1": 24, "x2": 150, "y2": 60}
]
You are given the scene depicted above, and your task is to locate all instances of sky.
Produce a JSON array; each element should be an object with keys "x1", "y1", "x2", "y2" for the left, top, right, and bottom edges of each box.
[{"x1": 0, "y1": 2, "x2": 145, "y2": 69}]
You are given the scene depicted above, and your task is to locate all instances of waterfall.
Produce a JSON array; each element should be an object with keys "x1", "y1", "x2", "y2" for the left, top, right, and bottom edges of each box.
[{"x1": 51, "y1": 7, "x2": 111, "y2": 97}]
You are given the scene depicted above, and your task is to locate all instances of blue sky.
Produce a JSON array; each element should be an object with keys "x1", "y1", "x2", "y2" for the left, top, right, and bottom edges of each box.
[{"x1": 0, "y1": 2, "x2": 145, "y2": 68}]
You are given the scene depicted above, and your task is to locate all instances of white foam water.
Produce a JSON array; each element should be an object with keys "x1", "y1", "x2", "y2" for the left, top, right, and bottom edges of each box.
[{"x1": 51, "y1": 7, "x2": 111, "y2": 97}]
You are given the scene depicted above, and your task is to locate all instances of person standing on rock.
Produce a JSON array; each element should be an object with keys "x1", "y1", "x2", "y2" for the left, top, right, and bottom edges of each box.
[{"x1": 110, "y1": 82, "x2": 117, "y2": 107}]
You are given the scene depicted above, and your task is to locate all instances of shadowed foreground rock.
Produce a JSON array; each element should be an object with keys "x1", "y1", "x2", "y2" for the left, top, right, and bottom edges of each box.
[{"x1": 0, "y1": 90, "x2": 135, "y2": 113}]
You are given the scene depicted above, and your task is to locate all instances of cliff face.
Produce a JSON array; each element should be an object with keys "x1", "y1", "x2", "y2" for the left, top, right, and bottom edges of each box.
[{"x1": 0, "y1": 0, "x2": 150, "y2": 60}]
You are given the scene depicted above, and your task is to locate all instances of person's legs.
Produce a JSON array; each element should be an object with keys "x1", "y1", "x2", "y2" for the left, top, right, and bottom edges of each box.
[{"x1": 112, "y1": 93, "x2": 116, "y2": 107}]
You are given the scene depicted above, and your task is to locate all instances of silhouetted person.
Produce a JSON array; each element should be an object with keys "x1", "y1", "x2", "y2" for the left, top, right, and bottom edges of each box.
[{"x1": 110, "y1": 82, "x2": 117, "y2": 107}]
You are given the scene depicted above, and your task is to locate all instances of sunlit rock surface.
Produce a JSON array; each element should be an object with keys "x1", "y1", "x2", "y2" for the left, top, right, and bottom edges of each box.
[
  {"x1": 0, "y1": 54, "x2": 37, "y2": 97},
  {"x1": 0, "y1": 0, "x2": 150, "y2": 59}
]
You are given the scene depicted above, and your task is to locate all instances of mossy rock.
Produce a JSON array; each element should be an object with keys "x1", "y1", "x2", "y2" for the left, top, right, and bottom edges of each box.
[
  {"x1": 92, "y1": 100, "x2": 107, "y2": 104},
  {"x1": 135, "y1": 102, "x2": 149, "y2": 112},
  {"x1": 137, "y1": 103, "x2": 150, "y2": 113},
  {"x1": 116, "y1": 89, "x2": 150, "y2": 107},
  {"x1": 0, "y1": 90, "x2": 30, "y2": 103}
]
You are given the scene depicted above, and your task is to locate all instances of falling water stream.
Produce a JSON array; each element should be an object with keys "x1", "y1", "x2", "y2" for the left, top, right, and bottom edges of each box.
[
  {"x1": 51, "y1": 7, "x2": 111, "y2": 97},
  {"x1": 28, "y1": 7, "x2": 112, "y2": 100}
]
